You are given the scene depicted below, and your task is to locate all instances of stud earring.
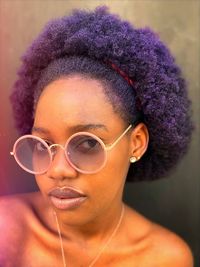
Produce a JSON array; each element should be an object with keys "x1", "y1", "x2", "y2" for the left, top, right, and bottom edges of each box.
[{"x1": 130, "y1": 156, "x2": 137, "y2": 163}]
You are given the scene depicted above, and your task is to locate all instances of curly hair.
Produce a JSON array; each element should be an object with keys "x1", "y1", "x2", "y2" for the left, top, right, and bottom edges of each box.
[{"x1": 10, "y1": 6, "x2": 193, "y2": 182}]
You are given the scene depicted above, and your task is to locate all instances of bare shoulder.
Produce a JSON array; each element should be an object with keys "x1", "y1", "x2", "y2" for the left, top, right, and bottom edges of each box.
[
  {"x1": 0, "y1": 191, "x2": 40, "y2": 217},
  {"x1": 0, "y1": 192, "x2": 30, "y2": 232},
  {"x1": 125, "y1": 206, "x2": 194, "y2": 267},
  {"x1": 0, "y1": 191, "x2": 44, "y2": 233},
  {"x1": 0, "y1": 192, "x2": 42, "y2": 262},
  {"x1": 150, "y1": 222, "x2": 194, "y2": 267}
]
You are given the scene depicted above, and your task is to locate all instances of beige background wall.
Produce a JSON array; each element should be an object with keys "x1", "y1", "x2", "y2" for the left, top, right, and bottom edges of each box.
[{"x1": 0, "y1": 0, "x2": 199, "y2": 265}]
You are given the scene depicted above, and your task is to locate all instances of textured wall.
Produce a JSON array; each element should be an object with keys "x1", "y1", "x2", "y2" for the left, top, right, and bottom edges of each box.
[{"x1": 0, "y1": 0, "x2": 199, "y2": 266}]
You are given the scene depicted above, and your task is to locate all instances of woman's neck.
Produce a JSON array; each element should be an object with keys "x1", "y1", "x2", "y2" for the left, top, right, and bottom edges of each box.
[{"x1": 53, "y1": 201, "x2": 124, "y2": 247}]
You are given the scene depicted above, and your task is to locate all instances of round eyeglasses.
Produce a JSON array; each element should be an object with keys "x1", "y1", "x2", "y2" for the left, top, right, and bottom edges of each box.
[{"x1": 10, "y1": 125, "x2": 132, "y2": 174}]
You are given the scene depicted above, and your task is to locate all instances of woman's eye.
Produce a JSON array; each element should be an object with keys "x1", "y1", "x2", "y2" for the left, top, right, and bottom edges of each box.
[
  {"x1": 76, "y1": 138, "x2": 100, "y2": 152},
  {"x1": 35, "y1": 141, "x2": 49, "y2": 151},
  {"x1": 84, "y1": 139, "x2": 98, "y2": 149}
]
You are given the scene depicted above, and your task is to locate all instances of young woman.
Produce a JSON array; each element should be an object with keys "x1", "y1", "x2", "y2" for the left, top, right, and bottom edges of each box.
[{"x1": 0, "y1": 6, "x2": 194, "y2": 267}]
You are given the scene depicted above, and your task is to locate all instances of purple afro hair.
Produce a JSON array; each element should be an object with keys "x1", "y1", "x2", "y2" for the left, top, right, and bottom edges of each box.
[{"x1": 10, "y1": 6, "x2": 193, "y2": 182}]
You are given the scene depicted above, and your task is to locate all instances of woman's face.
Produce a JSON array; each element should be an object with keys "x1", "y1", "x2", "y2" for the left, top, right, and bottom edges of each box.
[{"x1": 33, "y1": 75, "x2": 143, "y2": 225}]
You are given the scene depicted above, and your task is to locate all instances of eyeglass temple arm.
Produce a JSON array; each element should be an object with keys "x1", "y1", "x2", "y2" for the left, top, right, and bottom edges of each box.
[{"x1": 105, "y1": 124, "x2": 132, "y2": 150}]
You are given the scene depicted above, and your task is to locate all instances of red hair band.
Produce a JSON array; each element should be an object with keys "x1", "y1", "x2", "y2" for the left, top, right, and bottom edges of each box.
[
  {"x1": 106, "y1": 60, "x2": 134, "y2": 87},
  {"x1": 106, "y1": 60, "x2": 142, "y2": 111}
]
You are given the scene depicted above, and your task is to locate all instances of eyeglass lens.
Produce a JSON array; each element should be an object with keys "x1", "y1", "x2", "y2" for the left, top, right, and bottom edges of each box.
[
  {"x1": 15, "y1": 137, "x2": 51, "y2": 174},
  {"x1": 67, "y1": 134, "x2": 105, "y2": 173}
]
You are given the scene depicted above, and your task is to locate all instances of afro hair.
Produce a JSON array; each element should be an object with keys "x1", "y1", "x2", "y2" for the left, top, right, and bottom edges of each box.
[{"x1": 10, "y1": 6, "x2": 193, "y2": 182}]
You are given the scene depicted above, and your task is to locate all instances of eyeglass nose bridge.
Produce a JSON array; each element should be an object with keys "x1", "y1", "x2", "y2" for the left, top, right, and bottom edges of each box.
[{"x1": 49, "y1": 143, "x2": 66, "y2": 157}]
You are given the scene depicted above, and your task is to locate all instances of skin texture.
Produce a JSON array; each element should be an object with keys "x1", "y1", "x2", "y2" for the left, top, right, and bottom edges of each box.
[{"x1": 0, "y1": 76, "x2": 193, "y2": 267}]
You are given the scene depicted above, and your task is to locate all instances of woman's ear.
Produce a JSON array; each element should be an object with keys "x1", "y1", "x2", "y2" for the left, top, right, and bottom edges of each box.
[{"x1": 129, "y1": 123, "x2": 149, "y2": 161}]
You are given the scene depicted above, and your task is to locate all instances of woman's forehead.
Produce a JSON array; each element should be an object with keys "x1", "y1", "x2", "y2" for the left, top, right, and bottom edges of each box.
[
  {"x1": 33, "y1": 76, "x2": 124, "y2": 132},
  {"x1": 36, "y1": 76, "x2": 107, "y2": 104}
]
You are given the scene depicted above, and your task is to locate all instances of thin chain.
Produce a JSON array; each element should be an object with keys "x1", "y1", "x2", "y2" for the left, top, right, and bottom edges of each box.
[
  {"x1": 88, "y1": 205, "x2": 124, "y2": 267},
  {"x1": 53, "y1": 210, "x2": 67, "y2": 267},
  {"x1": 53, "y1": 205, "x2": 125, "y2": 267}
]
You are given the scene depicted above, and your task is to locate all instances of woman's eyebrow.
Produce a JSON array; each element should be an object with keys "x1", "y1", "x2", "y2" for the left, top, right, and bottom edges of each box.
[
  {"x1": 69, "y1": 124, "x2": 108, "y2": 132},
  {"x1": 31, "y1": 126, "x2": 49, "y2": 134},
  {"x1": 31, "y1": 124, "x2": 108, "y2": 134}
]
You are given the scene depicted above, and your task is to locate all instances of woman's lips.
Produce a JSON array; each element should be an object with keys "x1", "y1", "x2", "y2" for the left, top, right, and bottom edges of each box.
[
  {"x1": 50, "y1": 196, "x2": 87, "y2": 210},
  {"x1": 48, "y1": 187, "x2": 87, "y2": 210}
]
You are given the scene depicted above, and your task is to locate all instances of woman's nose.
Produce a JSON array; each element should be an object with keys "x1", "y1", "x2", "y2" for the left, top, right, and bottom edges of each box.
[{"x1": 46, "y1": 147, "x2": 78, "y2": 180}]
